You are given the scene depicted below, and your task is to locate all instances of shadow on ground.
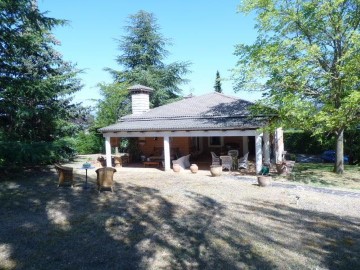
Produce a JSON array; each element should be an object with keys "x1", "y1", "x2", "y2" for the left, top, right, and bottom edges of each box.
[{"x1": 0, "y1": 169, "x2": 359, "y2": 269}]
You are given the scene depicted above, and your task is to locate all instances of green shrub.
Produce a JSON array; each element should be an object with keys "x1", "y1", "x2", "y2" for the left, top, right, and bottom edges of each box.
[
  {"x1": 0, "y1": 139, "x2": 76, "y2": 168},
  {"x1": 74, "y1": 131, "x2": 104, "y2": 154}
]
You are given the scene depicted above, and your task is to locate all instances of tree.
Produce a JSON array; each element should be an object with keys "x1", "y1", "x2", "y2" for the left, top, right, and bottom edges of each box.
[
  {"x1": 0, "y1": 0, "x2": 82, "y2": 142},
  {"x1": 107, "y1": 10, "x2": 191, "y2": 107},
  {"x1": 214, "y1": 70, "x2": 222, "y2": 93},
  {"x1": 234, "y1": 0, "x2": 360, "y2": 173},
  {"x1": 96, "y1": 82, "x2": 130, "y2": 126}
]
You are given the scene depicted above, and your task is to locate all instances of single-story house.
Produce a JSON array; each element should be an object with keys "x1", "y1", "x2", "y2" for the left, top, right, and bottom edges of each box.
[{"x1": 99, "y1": 84, "x2": 284, "y2": 172}]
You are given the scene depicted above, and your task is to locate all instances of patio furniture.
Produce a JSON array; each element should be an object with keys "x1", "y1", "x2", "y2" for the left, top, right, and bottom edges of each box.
[
  {"x1": 238, "y1": 152, "x2": 249, "y2": 170},
  {"x1": 143, "y1": 161, "x2": 161, "y2": 168},
  {"x1": 54, "y1": 164, "x2": 74, "y2": 187},
  {"x1": 81, "y1": 164, "x2": 95, "y2": 189},
  {"x1": 220, "y1": 155, "x2": 232, "y2": 171},
  {"x1": 97, "y1": 156, "x2": 106, "y2": 167},
  {"x1": 211, "y1": 152, "x2": 221, "y2": 165},
  {"x1": 228, "y1": 150, "x2": 239, "y2": 170},
  {"x1": 172, "y1": 154, "x2": 191, "y2": 170},
  {"x1": 96, "y1": 167, "x2": 117, "y2": 192}
]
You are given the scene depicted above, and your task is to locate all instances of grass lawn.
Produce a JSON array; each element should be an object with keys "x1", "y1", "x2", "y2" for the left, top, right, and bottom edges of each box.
[
  {"x1": 0, "y1": 160, "x2": 360, "y2": 269},
  {"x1": 284, "y1": 163, "x2": 360, "y2": 190}
]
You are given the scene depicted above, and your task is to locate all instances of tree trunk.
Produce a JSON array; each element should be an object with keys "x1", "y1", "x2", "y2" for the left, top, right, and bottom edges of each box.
[{"x1": 334, "y1": 129, "x2": 344, "y2": 174}]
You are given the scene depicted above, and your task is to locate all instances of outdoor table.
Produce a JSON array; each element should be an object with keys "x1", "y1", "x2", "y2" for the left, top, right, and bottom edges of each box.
[
  {"x1": 143, "y1": 161, "x2": 161, "y2": 168},
  {"x1": 80, "y1": 165, "x2": 95, "y2": 189}
]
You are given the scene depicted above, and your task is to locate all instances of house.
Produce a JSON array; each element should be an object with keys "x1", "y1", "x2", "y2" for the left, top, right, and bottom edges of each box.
[{"x1": 99, "y1": 84, "x2": 284, "y2": 172}]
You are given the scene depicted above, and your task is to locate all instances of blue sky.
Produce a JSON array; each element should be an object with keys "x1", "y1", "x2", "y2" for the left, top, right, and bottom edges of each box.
[{"x1": 38, "y1": 0, "x2": 260, "y2": 106}]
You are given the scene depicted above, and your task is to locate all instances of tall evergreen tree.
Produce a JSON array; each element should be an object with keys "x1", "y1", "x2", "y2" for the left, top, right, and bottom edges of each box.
[
  {"x1": 214, "y1": 70, "x2": 222, "y2": 93},
  {"x1": 107, "y1": 10, "x2": 190, "y2": 107},
  {"x1": 0, "y1": 0, "x2": 82, "y2": 142}
]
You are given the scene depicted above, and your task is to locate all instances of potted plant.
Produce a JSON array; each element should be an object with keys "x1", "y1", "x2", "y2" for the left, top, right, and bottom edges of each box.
[{"x1": 257, "y1": 164, "x2": 271, "y2": 187}]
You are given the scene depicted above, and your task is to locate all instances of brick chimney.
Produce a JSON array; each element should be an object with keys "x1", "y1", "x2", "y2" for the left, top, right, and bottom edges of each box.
[{"x1": 128, "y1": 84, "x2": 153, "y2": 115}]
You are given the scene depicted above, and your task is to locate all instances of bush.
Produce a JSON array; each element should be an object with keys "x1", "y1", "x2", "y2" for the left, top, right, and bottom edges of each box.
[
  {"x1": 74, "y1": 131, "x2": 104, "y2": 154},
  {"x1": 0, "y1": 139, "x2": 77, "y2": 169}
]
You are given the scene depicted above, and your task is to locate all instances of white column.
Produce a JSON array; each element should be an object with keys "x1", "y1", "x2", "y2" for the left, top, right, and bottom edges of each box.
[
  {"x1": 242, "y1": 136, "x2": 249, "y2": 155},
  {"x1": 163, "y1": 136, "x2": 171, "y2": 171},
  {"x1": 275, "y1": 128, "x2": 284, "y2": 163},
  {"x1": 263, "y1": 132, "x2": 270, "y2": 164},
  {"x1": 255, "y1": 133, "x2": 263, "y2": 174},
  {"x1": 105, "y1": 136, "x2": 112, "y2": 167}
]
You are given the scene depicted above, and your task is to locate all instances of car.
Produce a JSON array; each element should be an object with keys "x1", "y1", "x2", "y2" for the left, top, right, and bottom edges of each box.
[{"x1": 321, "y1": 150, "x2": 349, "y2": 164}]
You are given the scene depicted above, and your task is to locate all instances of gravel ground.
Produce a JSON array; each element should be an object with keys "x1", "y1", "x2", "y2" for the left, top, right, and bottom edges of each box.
[{"x1": 1, "y1": 155, "x2": 359, "y2": 269}]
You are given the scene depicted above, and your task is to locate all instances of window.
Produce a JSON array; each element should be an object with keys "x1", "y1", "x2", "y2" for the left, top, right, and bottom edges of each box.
[{"x1": 209, "y1": 137, "x2": 223, "y2": 147}]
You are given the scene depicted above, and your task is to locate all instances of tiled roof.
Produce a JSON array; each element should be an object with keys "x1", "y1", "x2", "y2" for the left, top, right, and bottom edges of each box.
[{"x1": 99, "y1": 92, "x2": 268, "y2": 132}]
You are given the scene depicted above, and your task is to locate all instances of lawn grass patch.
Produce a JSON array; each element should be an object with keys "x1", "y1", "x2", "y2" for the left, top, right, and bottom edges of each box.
[{"x1": 287, "y1": 163, "x2": 360, "y2": 190}]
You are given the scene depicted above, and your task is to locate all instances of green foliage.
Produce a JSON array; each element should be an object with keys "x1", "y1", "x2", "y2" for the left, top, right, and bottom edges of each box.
[
  {"x1": 0, "y1": 0, "x2": 82, "y2": 142},
  {"x1": 74, "y1": 131, "x2": 104, "y2": 154},
  {"x1": 235, "y1": 0, "x2": 360, "y2": 173},
  {"x1": 284, "y1": 131, "x2": 334, "y2": 155},
  {"x1": 214, "y1": 70, "x2": 222, "y2": 93},
  {"x1": 78, "y1": 82, "x2": 130, "y2": 155},
  {"x1": 284, "y1": 129, "x2": 360, "y2": 165},
  {"x1": 96, "y1": 82, "x2": 130, "y2": 126},
  {"x1": 344, "y1": 128, "x2": 360, "y2": 164},
  {"x1": 0, "y1": 139, "x2": 76, "y2": 169},
  {"x1": 107, "y1": 10, "x2": 191, "y2": 107},
  {"x1": 93, "y1": 10, "x2": 192, "y2": 155}
]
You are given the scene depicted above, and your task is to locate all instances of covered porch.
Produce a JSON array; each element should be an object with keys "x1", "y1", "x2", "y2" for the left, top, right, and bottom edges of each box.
[{"x1": 102, "y1": 128, "x2": 284, "y2": 173}]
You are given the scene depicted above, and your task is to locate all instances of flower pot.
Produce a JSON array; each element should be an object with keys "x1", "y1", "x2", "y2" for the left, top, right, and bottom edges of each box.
[
  {"x1": 257, "y1": 175, "x2": 272, "y2": 187},
  {"x1": 276, "y1": 163, "x2": 287, "y2": 175},
  {"x1": 190, "y1": 164, "x2": 198, "y2": 174},
  {"x1": 173, "y1": 163, "x2": 181, "y2": 173},
  {"x1": 210, "y1": 165, "x2": 222, "y2": 177}
]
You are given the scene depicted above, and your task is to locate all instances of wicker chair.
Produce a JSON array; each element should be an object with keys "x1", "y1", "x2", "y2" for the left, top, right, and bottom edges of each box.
[
  {"x1": 55, "y1": 164, "x2": 74, "y2": 187},
  {"x1": 96, "y1": 167, "x2": 117, "y2": 192},
  {"x1": 211, "y1": 152, "x2": 221, "y2": 165},
  {"x1": 238, "y1": 152, "x2": 249, "y2": 170},
  {"x1": 220, "y1": 155, "x2": 232, "y2": 171}
]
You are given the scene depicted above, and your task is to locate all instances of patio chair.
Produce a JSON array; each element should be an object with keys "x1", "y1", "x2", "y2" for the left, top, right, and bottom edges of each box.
[
  {"x1": 220, "y1": 155, "x2": 232, "y2": 171},
  {"x1": 238, "y1": 152, "x2": 249, "y2": 170},
  {"x1": 54, "y1": 164, "x2": 74, "y2": 187},
  {"x1": 211, "y1": 152, "x2": 221, "y2": 165},
  {"x1": 228, "y1": 150, "x2": 239, "y2": 170},
  {"x1": 96, "y1": 167, "x2": 117, "y2": 192}
]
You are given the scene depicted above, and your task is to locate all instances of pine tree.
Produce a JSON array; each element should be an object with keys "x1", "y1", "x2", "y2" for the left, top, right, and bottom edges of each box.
[
  {"x1": 0, "y1": 0, "x2": 82, "y2": 142},
  {"x1": 107, "y1": 10, "x2": 191, "y2": 107},
  {"x1": 214, "y1": 70, "x2": 222, "y2": 93}
]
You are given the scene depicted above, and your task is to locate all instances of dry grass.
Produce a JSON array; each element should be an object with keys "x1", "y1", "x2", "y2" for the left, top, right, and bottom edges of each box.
[
  {"x1": 283, "y1": 163, "x2": 360, "y2": 190},
  {"x1": 0, "y1": 156, "x2": 360, "y2": 269}
]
